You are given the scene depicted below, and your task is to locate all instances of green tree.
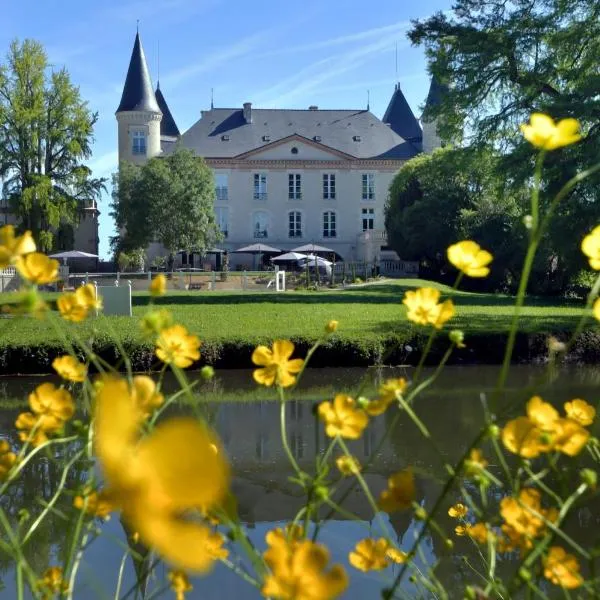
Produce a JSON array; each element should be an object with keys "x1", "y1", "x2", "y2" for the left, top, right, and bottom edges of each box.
[
  {"x1": 110, "y1": 147, "x2": 221, "y2": 266},
  {"x1": 0, "y1": 39, "x2": 104, "y2": 250}
]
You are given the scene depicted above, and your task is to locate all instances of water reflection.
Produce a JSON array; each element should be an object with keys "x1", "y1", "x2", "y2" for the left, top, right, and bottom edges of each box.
[{"x1": 1, "y1": 365, "x2": 600, "y2": 598}]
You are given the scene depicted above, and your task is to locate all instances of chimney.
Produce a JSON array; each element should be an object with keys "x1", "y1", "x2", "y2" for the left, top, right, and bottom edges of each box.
[
  {"x1": 243, "y1": 102, "x2": 252, "y2": 123},
  {"x1": 309, "y1": 105, "x2": 318, "y2": 110}
]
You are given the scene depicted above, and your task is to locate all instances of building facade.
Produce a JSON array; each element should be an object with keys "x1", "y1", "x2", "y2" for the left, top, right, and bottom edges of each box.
[{"x1": 116, "y1": 33, "x2": 442, "y2": 268}]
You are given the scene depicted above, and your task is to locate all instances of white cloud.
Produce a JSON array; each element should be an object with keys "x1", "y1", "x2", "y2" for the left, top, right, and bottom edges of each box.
[{"x1": 88, "y1": 150, "x2": 119, "y2": 179}]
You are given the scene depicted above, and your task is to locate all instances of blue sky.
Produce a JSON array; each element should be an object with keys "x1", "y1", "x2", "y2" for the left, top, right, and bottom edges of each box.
[{"x1": 1, "y1": 0, "x2": 451, "y2": 259}]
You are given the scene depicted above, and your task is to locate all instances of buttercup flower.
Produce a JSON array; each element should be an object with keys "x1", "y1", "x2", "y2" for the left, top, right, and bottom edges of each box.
[
  {"x1": 262, "y1": 525, "x2": 348, "y2": 600},
  {"x1": 464, "y1": 448, "x2": 488, "y2": 475},
  {"x1": 582, "y1": 226, "x2": 600, "y2": 270},
  {"x1": 349, "y1": 538, "x2": 390, "y2": 572},
  {"x1": 466, "y1": 523, "x2": 489, "y2": 544},
  {"x1": 318, "y1": 395, "x2": 368, "y2": 439},
  {"x1": 252, "y1": 339, "x2": 304, "y2": 387},
  {"x1": 447, "y1": 241, "x2": 493, "y2": 278},
  {"x1": 169, "y1": 570, "x2": 193, "y2": 600},
  {"x1": 455, "y1": 525, "x2": 468, "y2": 536},
  {"x1": 75, "y1": 283, "x2": 102, "y2": 311},
  {"x1": 386, "y1": 547, "x2": 407, "y2": 564},
  {"x1": 15, "y1": 253, "x2": 59, "y2": 285},
  {"x1": 38, "y1": 566, "x2": 69, "y2": 598},
  {"x1": 141, "y1": 308, "x2": 173, "y2": 336},
  {"x1": 150, "y1": 273, "x2": 167, "y2": 296},
  {"x1": 520, "y1": 113, "x2": 581, "y2": 150},
  {"x1": 403, "y1": 287, "x2": 455, "y2": 329},
  {"x1": 0, "y1": 225, "x2": 36, "y2": 268},
  {"x1": 156, "y1": 324, "x2": 201, "y2": 368},
  {"x1": 553, "y1": 419, "x2": 590, "y2": 456},
  {"x1": 52, "y1": 355, "x2": 87, "y2": 383},
  {"x1": 448, "y1": 503, "x2": 468, "y2": 518},
  {"x1": 378, "y1": 469, "x2": 415, "y2": 513},
  {"x1": 336, "y1": 455, "x2": 361, "y2": 476},
  {"x1": 0, "y1": 440, "x2": 17, "y2": 481},
  {"x1": 132, "y1": 375, "x2": 164, "y2": 418},
  {"x1": 73, "y1": 490, "x2": 113, "y2": 519},
  {"x1": 57, "y1": 284, "x2": 101, "y2": 322},
  {"x1": 94, "y1": 376, "x2": 230, "y2": 572},
  {"x1": 543, "y1": 547, "x2": 583, "y2": 589},
  {"x1": 366, "y1": 378, "x2": 407, "y2": 416},
  {"x1": 564, "y1": 399, "x2": 595, "y2": 426},
  {"x1": 594, "y1": 298, "x2": 600, "y2": 322},
  {"x1": 325, "y1": 320, "x2": 338, "y2": 333}
]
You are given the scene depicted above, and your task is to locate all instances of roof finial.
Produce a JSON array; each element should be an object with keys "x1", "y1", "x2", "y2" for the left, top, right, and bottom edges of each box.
[
  {"x1": 211, "y1": 87, "x2": 214, "y2": 110},
  {"x1": 136, "y1": 19, "x2": 139, "y2": 33},
  {"x1": 367, "y1": 89, "x2": 370, "y2": 111}
]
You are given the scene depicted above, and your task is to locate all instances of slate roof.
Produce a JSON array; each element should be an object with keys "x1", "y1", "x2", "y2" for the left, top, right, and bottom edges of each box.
[
  {"x1": 116, "y1": 33, "x2": 161, "y2": 114},
  {"x1": 177, "y1": 108, "x2": 418, "y2": 160},
  {"x1": 425, "y1": 76, "x2": 447, "y2": 109},
  {"x1": 155, "y1": 84, "x2": 180, "y2": 137},
  {"x1": 382, "y1": 83, "x2": 423, "y2": 147}
]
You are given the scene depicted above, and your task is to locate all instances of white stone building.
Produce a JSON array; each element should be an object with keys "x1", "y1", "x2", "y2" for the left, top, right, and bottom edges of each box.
[{"x1": 116, "y1": 33, "x2": 443, "y2": 269}]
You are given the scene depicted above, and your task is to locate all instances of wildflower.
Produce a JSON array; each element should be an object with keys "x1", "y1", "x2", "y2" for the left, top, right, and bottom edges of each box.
[
  {"x1": 38, "y1": 566, "x2": 69, "y2": 597},
  {"x1": 52, "y1": 355, "x2": 87, "y2": 383},
  {"x1": 594, "y1": 298, "x2": 600, "y2": 322},
  {"x1": 336, "y1": 455, "x2": 361, "y2": 476},
  {"x1": 465, "y1": 448, "x2": 488, "y2": 474},
  {"x1": 447, "y1": 241, "x2": 493, "y2": 278},
  {"x1": 252, "y1": 339, "x2": 304, "y2": 388},
  {"x1": 0, "y1": 225, "x2": 36, "y2": 268},
  {"x1": 466, "y1": 523, "x2": 489, "y2": 544},
  {"x1": 15, "y1": 253, "x2": 59, "y2": 285},
  {"x1": 553, "y1": 418, "x2": 590, "y2": 456},
  {"x1": 141, "y1": 308, "x2": 173, "y2": 336},
  {"x1": 132, "y1": 375, "x2": 164, "y2": 418},
  {"x1": 520, "y1": 113, "x2": 581, "y2": 150},
  {"x1": 448, "y1": 503, "x2": 468, "y2": 518},
  {"x1": 501, "y1": 416, "x2": 548, "y2": 459},
  {"x1": 455, "y1": 525, "x2": 468, "y2": 536},
  {"x1": 378, "y1": 469, "x2": 415, "y2": 513},
  {"x1": 386, "y1": 547, "x2": 407, "y2": 564},
  {"x1": 94, "y1": 376, "x2": 230, "y2": 572},
  {"x1": 403, "y1": 287, "x2": 455, "y2": 329},
  {"x1": 325, "y1": 320, "x2": 338, "y2": 333},
  {"x1": 169, "y1": 570, "x2": 193, "y2": 600},
  {"x1": 57, "y1": 292, "x2": 88, "y2": 322},
  {"x1": 365, "y1": 377, "x2": 407, "y2": 416},
  {"x1": 75, "y1": 283, "x2": 102, "y2": 311},
  {"x1": 349, "y1": 538, "x2": 390, "y2": 572},
  {"x1": 150, "y1": 273, "x2": 167, "y2": 296},
  {"x1": 73, "y1": 490, "x2": 113, "y2": 519},
  {"x1": 582, "y1": 226, "x2": 600, "y2": 270},
  {"x1": 318, "y1": 395, "x2": 368, "y2": 439},
  {"x1": 564, "y1": 399, "x2": 595, "y2": 426},
  {"x1": 543, "y1": 547, "x2": 583, "y2": 589},
  {"x1": 156, "y1": 324, "x2": 201, "y2": 368},
  {"x1": 0, "y1": 440, "x2": 17, "y2": 481},
  {"x1": 262, "y1": 526, "x2": 348, "y2": 600}
]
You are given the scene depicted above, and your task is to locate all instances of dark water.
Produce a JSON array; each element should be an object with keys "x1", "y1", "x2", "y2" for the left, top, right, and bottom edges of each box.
[{"x1": 1, "y1": 366, "x2": 599, "y2": 599}]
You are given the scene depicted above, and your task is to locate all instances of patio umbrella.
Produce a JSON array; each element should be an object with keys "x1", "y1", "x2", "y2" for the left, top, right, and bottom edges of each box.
[
  {"x1": 50, "y1": 250, "x2": 98, "y2": 265},
  {"x1": 291, "y1": 243, "x2": 335, "y2": 254},
  {"x1": 234, "y1": 243, "x2": 281, "y2": 270},
  {"x1": 299, "y1": 254, "x2": 332, "y2": 266},
  {"x1": 272, "y1": 252, "x2": 309, "y2": 262}
]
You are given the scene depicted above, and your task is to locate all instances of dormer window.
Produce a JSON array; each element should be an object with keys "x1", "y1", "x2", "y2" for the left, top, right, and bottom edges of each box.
[
  {"x1": 132, "y1": 130, "x2": 146, "y2": 155},
  {"x1": 353, "y1": 135, "x2": 362, "y2": 142},
  {"x1": 221, "y1": 134, "x2": 230, "y2": 141},
  {"x1": 314, "y1": 135, "x2": 322, "y2": 142},
  {"x1": 262, "y1": 135, "x2": 271, "y2": 142}
]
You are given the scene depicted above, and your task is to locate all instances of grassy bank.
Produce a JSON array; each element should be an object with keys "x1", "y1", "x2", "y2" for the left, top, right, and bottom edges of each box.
[{"x1": 0, "y1": 279, "x2": 595, "y2": 374}]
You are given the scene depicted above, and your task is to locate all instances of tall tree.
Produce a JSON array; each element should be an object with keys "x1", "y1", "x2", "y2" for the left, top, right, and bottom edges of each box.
[
  {"x1": 0, "y1": 39, "x2": 104, "y2": 250},
  {"x1": 110, "y1": 147, "x2": 221, "y2": 266}
]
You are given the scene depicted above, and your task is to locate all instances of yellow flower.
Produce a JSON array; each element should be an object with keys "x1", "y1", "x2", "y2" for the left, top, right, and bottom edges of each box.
[
  {"x1": 448, "y1": 503, "x2": 468, "y2": 518},
  {"x1": 553, "y1": 418, "x2": 590, "y2": 456},
  {"x1": 0, "y1": 440, "x2": 17, "y2": 481},
  {"x1": 527, "y1": 395, "x2": 560, "y2": 430},
  {"x1": 447, "y1": 240, "x2": 493, "y2": 278},
  {"x1": 57, "y1": 292, "x2": 88, "y2": 322},
  {"x1": 378, "y1": 469, "x2": 415, "y2": 513},
  {"x1": 336, "y1": 455, "x2": 361, "y2": 476},
  {"x1": 150, "y1": 273, "x2": 167, "y2": 296},
  {"x1": 466, "y1": 523, "x2": 489, "y2": 544},
  {"x1": 582, "y1": 226, "x2": 600, "y2": 270},
  {"x1": 262, "y1": 527, "x2": 348, "y2": 600},
  {"x1": 0, "y1": 225, "x2": 36, "y2": 268},
  {"x1": 501, "y1": 416, "x2": 548, "y2": 458},
  {"x1": 318, "y1": 395, "x2": 368, "y2": 439},
  {"x1": 543, "y1": 547, "x2": 583, "y2": 589},
  {"x1": 94, "y1": 376, "x2": 230, "y2": 572},
  {"x1": 252, "y1": 340, "x2": 304, "y2": 388},
  {"x1": 564, "y1": 399, "x2": 595, "y2": 426},
  {"x1": 349, "y1": 538, "x2": 390, "y2": 572},
  {"x1": 168, "y1": 570, "x2": 193, "y2": 600},
  {"x1": 403, "y1": 287, "x2": 455, "y2": 329},
  {"x1": 141, "y1": 308, "x2": 173, "y2": 336},
  {"x1": 520, "y1": 113, "x2": 581, "y2": 150},
  {"x1": 365, "y1": 377, "x2": 407, "y2": 416},
  {"x1": 464, "y1": 448, "x2": 488, "y2": 475},
  {"x1": 386, "y1": 547, "x2": 407, "y2": 564},
  {"x1": 156, "y1": 324, "x2": 201, "y2": 368},
  {"x1": 325, "y1": 320, "x2": 338, "y2": 333},
  {"x1": 594, "y1": 298, "x2": 600, "y2": 322},
  {"x1": 15, "y1": 253, "x2": 59, "y2": 285},
  {"x1": 454, "y1": 525, "x2": 468, "y2": 536},
  {"x1": 52, "y1": 355, "x2": 87, "y2": 383},
  {"x1": 73, "y1": 490, "x2": 113, "y2": 519},
  {"x1": 132, "y1": 376, "x2": 164, "y2": 418},
  {"x1": 38, "y1": 566, "x2": 69, "y2": 597},
  {"x1": 75, "y1": 283, "x2": 102, "y2": 311}
]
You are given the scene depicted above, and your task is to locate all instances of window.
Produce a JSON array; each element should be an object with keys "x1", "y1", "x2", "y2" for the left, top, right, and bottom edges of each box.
[
  {"x1": 253, "y1": 211, "x2": 269, "y2": 238},
  {"x1": 291, "y1": 146, "x2": 299, "y2": 155},
  {"x1": 215, "y1": 174, "x2": 228, "y2": 201},
  {"x1": 288, "y1": 174, "x2": 302, "y2": 200},
  {"x1": 323, "y1": 173, "x2": 336, "y2": 199},
  {"x1": 362, "y1": 208, "x2": 374, "y2": 231},
  {"x1": 362, "y1": 173, "x2": 375, "y2": 200},
  {"x1": 131, "y1": 130, "x2": 146, "y2": 155},
  {"x1": 254, "y1": 173, "x2": 267, "y2": 200},
  {"x1": 288, "y1": 211, "x2": 302, "y2": 238},
  {"x1": 323, "y1": 211, "x2": 337, "y2": 238},
  {"x1": 215, "y1": 207, "x2": 229, "y2": 238}
]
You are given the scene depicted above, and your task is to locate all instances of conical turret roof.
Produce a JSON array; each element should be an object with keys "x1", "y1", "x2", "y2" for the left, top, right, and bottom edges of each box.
[
  {"x1": 116, "y1": 33, "x2": 161, "y2": 114},
  {"x1": 383, "y1": 83, "x2": 422, "y2": 145},
  {"x1": 155, "y1": 83, "x2": 180, "y2": 137}
]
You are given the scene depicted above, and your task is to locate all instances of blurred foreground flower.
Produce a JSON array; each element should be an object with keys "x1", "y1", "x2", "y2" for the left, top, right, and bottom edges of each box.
[
  {"x1": 0, "y1": 440, "x2": 17, "y2": 481},
  {"x1": 349, "y1": 538, "x2": 391, "y2": 572},
  {"x1": 52, "y1": 355, "x2": 87, "y2": 383},
  {"x1": 318, "y1": 395, "x2": 368, "y2": 439},
  {"x1": 336, "y1": 455, "x2": 361, "y2": 476},
  {"x1": 403, "y1": 287, "x2": 455, "y2": 329},
  {"x1": 0, "y1": 225, "x2": 36, "y2": 268},
  {"x1": 520, "y1": 113, "x2": 581, "y2": 150},
  {"x1": 150, "y1": 273, "x2": 167, "y2": 296},
  {"x1": 15, "y1": 253, "x2": 59, "y2": 285},
  {"x1": 581, "y1": 225, "x2": 600, "y2": 270},
  {"x1": 169, "y1": 570, "x2": 193, "y2": 600},
  {"x1": 73, "y1": 490, "x2": 113, "y2": 519},
  {"x1": 543, "y1": 547, "x2": 582, "y2": 589},
  {"x1": 365, "y1": 378, "x2": 407, "y2": 416},
  {"x1": 448, "y1": 503, "x2": 468, "y2": 518},
  {"x1": 252, "y1": 339, "x2": 304, "y2": 387},
  {"x1": 156, "y1": 324, "x2": 201, "y2": 368},
  {"x1": 38, "y1": 566, "x2": 69, "y2": 598},
  {"x1": 58, "y1": 283, "x2": 102, "y2": 322},
  {"x1": 378, "y1": 469, "x2": 415, "y2": 513},
  {"x1": 447, "y1": 240, "x2": 493, "y2": 278}
]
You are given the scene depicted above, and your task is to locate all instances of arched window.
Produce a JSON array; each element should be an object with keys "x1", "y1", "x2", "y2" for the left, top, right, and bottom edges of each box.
[
  {"x1": 253, "y1": 211, "x2": 269, "y2": 238},
  {"x1": 288, "y1": 211, "x2": 302, "y2": 238},
  {"x1": 323, "y1": 211, "x2": 336, "y2": 238}
]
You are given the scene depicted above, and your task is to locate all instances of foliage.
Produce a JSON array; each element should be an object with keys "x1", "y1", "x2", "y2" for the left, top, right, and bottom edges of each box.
[
  {"x1": 117, "y1": 248, "x2": 145, "y2": 272},
  {"x1": 0, "y1": 39, "x2": 104, "y2": 250}
]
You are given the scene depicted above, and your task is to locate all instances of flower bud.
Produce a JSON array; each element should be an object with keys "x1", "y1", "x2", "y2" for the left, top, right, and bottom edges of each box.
[
  {"x1": 487, "y1": 424, "x2": 500, "y2": 439},
  {"x1": 325, "y1": 320, "x2": 338, "y2": 333},
  {"x1": 314, "y1": 485, "x2": 329, "y2": 500},
  {"x1": 580, "y1": 468, "x2": 597, "y2": 490},
  {"x1": 357, "y1": 396, "x2": 370, "y2": 409},
  {"x1": 414, "y1": 506, "x2": 427, "y2": 521},
  {"x1": 518, "y1": 567, "x2": 532, "y2": 582},
  {"x1": 449, "y1": 330, "x2": 466, "y2": 348},
  {"x1": 200, "y1": 366, "x2": 215, "y2": 381}
]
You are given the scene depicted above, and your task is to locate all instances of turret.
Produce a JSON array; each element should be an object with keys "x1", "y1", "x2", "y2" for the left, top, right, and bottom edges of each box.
[
  {"x1": 421, "y1": 76, "x2": 447, "y2": 153},
  {"x1": 116, "y1": 32, "x2": 162, "y2": 164},
  {"x1": 383, "y1": 83, "x2": 423, "y2": 151}
]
